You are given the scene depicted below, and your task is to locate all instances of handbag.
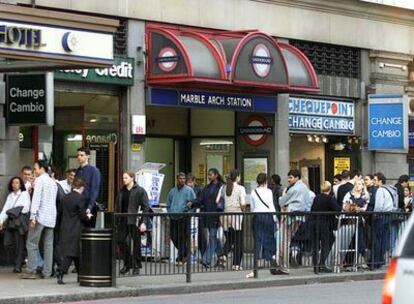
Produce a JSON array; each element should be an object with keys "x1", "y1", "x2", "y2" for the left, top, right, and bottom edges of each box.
[{"x1": 216, "y1": 185, "x2": 225, "y2": 211}]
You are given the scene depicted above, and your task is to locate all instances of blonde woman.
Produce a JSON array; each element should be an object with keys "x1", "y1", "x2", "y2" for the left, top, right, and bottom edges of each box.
[{"x1": 341, "y1": 178, "x2": 369, "y2": 269}]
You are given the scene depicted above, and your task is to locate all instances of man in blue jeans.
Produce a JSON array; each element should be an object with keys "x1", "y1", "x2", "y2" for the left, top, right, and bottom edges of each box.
[
  {"x1": 21, "y1": 160, "x2": 58, "y2": 279},
  {"x1": 167, "y1": 172, "x2": 196, "y2": 266}
]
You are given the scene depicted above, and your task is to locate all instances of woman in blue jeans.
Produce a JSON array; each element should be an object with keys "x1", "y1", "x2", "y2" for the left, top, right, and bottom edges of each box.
[
  {"x1": 250, "y1": 173, "x2": 278, "y2": 269},
  {"x1": 199, "y1": 168, "x2": 225, "y2": 268}
]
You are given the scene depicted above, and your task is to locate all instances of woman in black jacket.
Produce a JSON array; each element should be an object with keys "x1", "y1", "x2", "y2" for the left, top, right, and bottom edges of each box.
[
  {"x1": 115, "y1": 170, "x2": 150, "y2": 275},
  {"x1": 310, "y1": 181, "x2": 341, "y2": 273}
]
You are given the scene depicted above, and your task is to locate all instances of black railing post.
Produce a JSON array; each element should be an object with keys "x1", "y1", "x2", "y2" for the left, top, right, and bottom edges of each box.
[
  {"x1": 370, "y1": 213, "x2": 375, "y2": 271},
  {"x1": 315, "y1": 214, "x2": 320, "y2": 274},
  {"x1": 253, "y1": 214, "x2": 258, "y2": 279},
  {"x1": 186, "y1": 213, "x2": 192, "y2": 283},
  {"x1": 111, "y1": 212, "x2": 117, "y2": 287}
]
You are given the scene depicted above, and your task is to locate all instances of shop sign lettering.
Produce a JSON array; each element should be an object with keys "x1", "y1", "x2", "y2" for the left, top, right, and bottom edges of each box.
[
  {"x1": 54, "y1": 56, "x2": 134, "y2": 86},
  {"x1": 86, "y1": 133, "x2": 117, "y2": 144},
  {"x1": 0, "y1": 25, "x2": 46, "y2": 48},
  {"x1": 149, "y1": 88, "x2": 277, "y2": 113},
  {"x1": 368, "y1": 94, "x2": 407, "y2": 150},
  {"x1": 6, "y1": 73, "x2": 53, "y2": 126},
  {"x1": 179, "y1": 92, "x2": 253, "y2": 111},
  {"x1": 288, "y1": 97, "x2": 355, "y2": 135}
]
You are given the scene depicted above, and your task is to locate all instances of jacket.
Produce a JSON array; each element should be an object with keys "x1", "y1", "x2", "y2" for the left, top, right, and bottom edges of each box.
[
  {"x1": 58, "y1": 191, "x2": 87, "y2": 257},
  {"x1": 115, "y1": 184, "x2": 150, "y2": 226},
  {"x1": 279, "y1": 180, "x2": 309, "y2": 212}
]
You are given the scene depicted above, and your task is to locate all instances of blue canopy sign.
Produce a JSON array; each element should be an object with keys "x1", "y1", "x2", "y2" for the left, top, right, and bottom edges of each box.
[{"x1": 368, "y1": 94, "x2": 408, "y2": 151}]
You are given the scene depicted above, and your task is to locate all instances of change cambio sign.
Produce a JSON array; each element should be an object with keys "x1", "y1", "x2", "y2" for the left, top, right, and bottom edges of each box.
[
  {"x1": 6, "y1": 73, "x2": 54, "y2": 126},
  {"x1": 368, "y1": 94, "x2": 408, "y2": 151}
]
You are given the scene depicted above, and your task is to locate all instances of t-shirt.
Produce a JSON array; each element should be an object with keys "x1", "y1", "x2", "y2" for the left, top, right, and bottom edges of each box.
[{"x1": 121, "y1": 187, "x2": 130, "y2": 213}]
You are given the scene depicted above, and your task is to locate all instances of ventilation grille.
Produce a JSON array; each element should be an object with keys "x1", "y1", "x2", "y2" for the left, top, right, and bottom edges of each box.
[
  {"x1": 113, "y1": 19, "x2": 128, "y2": 56},
  {"x1": 290, "y1": 40, "x2": 360, "y2": 79}
]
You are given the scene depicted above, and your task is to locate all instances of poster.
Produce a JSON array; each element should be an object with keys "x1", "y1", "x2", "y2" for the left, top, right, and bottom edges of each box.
[
  {"x1": 243, "y1": 157, "x2": 268, "y2": 203},
  {"x1": 137, "y1": 172, "x2": 165, "y2": 207},
  {"x1": 334, "y1": 157, "x2": 351, "y2": 175}
]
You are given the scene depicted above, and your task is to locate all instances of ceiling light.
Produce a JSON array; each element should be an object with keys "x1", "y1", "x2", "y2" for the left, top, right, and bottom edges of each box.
[
  {"x1": 307, "y1": 134, "x2": 314, "y2": 142},
  {"x1": 322, "y1": 136, "x2": 328, "y2": 143},
  {"x1": 89, "y1": 117, "x2": 97, "y2": 123},
  {"x1": 200, "y1": 140, "x2": 233, "y2": 146},
  {"x1": 67, "y1": 134, "x2": 83, "y2": 142}
]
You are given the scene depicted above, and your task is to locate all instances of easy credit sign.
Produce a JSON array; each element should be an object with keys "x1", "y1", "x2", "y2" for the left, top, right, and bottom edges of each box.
[{"x1": 368, "y1": 94, "x2": 408, "y2": 151}]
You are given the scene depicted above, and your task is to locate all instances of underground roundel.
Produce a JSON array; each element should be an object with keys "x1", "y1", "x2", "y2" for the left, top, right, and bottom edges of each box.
[
  {"x1": 242, "y1": 116, "x2": 270, "y2": 146},
  {"x1": 157, "y1": 47, "x2": 178, "y2": 72},
  {"x1": 251, "y1": 44, "x2": 273, "y2": 78}
]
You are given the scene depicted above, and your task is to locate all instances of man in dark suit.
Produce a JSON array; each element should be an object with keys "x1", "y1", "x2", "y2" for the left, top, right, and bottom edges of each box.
[{"x1": 56, "y1": 177, "x2": 87, "y2": 284}]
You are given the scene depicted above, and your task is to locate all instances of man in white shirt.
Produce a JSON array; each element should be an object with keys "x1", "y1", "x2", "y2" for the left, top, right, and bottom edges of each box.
[
  {"x1": 371, "y1": 172, "x2": 393, "y2": 269},
  {"x1": 58, "y1": 169, "x2": 76, "y2": 194},
  {"x1": 21, "y1": 160, "x2": 58, "y2": 279}
]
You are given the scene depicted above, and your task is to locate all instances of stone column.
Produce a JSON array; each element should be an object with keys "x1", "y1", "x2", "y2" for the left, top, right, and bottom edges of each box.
[
  {"x1": 0, "y1": 76, "x2": 20, "y2": 207},
  {"x1": 275, "y1": 93, "x2": 290, "y2": 187},
  {"x1": 367, "y1": 50, "x2": 412, "y2": 183},
  {"x1": 122, "y1": 20, "x2": 146, "y2": 172}
]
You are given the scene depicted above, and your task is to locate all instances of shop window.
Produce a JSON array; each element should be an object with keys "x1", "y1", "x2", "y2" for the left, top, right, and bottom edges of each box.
[{"x1": 53, "y1": 92, "x2": 119, "y2": 208}]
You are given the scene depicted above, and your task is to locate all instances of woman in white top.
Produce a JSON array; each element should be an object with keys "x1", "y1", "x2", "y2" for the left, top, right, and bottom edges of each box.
[
  {"x1": 0, "y1": 176, "x2": 31, "y2": 273},
  {"x1": 250, "y1": 173, "x2": 278, "y2": 266},
  {"x1": 221, "y1": 169, "x2": 246, "y2": 270}
]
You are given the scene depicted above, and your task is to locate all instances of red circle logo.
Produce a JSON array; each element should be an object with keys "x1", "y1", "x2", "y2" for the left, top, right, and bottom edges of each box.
[
  {"x1": 242, "y1": 116, "x2": 269, "y2": 146},
  {"x1": 157, "y1": 47, "x2": 178, "y2": 72},
  {"x1": 332, "y1": 103, "x2": 338, "y2": 115}
]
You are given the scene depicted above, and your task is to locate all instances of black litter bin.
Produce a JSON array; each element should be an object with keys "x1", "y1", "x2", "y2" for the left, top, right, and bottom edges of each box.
[{"x1": 79, "y1": 228, "x2": 113, "y2": 287}]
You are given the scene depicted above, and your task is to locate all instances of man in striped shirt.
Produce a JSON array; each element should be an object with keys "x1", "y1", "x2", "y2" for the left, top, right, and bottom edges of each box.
[{"x1": 21, "y1": 160, "x2": 58, "y2": 279}]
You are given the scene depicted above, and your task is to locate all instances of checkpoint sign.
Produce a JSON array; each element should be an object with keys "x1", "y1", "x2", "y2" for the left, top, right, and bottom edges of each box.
[{"x1": 239, "y1": 115, "x2": 272, "y2": 146}]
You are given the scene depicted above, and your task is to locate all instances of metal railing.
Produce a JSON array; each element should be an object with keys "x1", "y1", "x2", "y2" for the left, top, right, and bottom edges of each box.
[{"x1": 111, "y1": 211, "x2": 410, "y2": 282}]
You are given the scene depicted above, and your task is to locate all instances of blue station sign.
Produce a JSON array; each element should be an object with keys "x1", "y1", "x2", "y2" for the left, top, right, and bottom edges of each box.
[
  {"x1": 368, "y1": 94, "x2": 407, "y2": 151},
  {"x1": 288, "y1": 97, "x2": 355, "y2": 135},
  {"x1": 148, "y1": 88, "x2": 277, "y2": 113}
]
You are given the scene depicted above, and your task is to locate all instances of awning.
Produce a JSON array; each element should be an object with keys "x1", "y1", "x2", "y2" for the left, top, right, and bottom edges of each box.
[
  {"x1": 146, "y1": 23, "x2": 318, "y2": 94},
  {"x1": 0, "y1": 4, "x2": 118, "y2": 72}
]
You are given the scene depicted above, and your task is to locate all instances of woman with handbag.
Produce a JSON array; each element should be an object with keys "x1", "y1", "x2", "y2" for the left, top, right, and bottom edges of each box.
[
  {"x1": 0, "y1": 177, "x2": 31, "y2": 273},
  {"x1": 221, "y1": 169, "x2": 246, "y2": 271},
  {"x1": 250, "y1": 173, "x2": 278, "y2": 273}
]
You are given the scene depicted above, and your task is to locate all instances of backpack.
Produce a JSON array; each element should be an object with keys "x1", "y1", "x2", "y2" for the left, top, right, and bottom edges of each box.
[{"x1": 382, "y1": 185, "x2": 399, "y2": 211}]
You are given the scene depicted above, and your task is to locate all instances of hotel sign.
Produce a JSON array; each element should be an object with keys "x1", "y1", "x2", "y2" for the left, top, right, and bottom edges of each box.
[{"x1": 0, "y1": 19, "x2": 113, "y2": 65}]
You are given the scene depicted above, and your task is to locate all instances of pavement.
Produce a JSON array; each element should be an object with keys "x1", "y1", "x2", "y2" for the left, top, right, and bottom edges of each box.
[{"x1": 0, "y1": 266, "x2": 385, "y2": 304}]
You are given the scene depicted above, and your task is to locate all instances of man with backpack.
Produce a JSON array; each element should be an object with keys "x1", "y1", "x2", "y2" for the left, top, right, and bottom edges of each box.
[{"x1": 371, "y1": 172, "x2": 396, "y2": 269}]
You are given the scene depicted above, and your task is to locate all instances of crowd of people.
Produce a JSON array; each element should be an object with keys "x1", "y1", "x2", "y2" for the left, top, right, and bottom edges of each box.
[
  {"x1": 1, "y1": 155, "x2": 411, "y2": 283},
  {"x1": 0, "y1": 146, "x2": 101, "y2": 284},
  {"x1": 166, "y1": 168, "x2": 412, "y2": 275}
]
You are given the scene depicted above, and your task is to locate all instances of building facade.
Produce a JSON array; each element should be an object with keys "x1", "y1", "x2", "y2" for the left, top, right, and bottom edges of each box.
[{"x1": 2, "y1": 0, "x2": 414, "y2": 205}]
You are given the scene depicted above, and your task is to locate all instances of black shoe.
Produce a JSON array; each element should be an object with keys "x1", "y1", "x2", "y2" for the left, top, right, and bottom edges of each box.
[
  {"x1": 56, "y1": 270, "x2": 65, "y2": 285},
  {"x1": 132, "y1": 268, "x2": 140, "y2": 275},
  {"x1": 120, "y1": 267, "x2": 130, "y2": 275},
  {"x1": 318, "y1": 266, "x2": 333, "y2": 273},
  {"x1": 200, "y1": 262, "x2": 211, "y2": 269},
  {"x1": 36, "y1": 267, "x2": 43, "y2": 274},
  {"x1": 13, "y1": 268, "x2": 22, "y2": 273}
]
